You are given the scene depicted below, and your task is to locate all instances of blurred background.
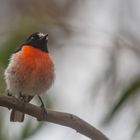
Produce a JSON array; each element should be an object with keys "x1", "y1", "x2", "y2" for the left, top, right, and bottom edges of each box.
[{"x1": 0, "y1": 0, "x2": 140, "y2": 140}]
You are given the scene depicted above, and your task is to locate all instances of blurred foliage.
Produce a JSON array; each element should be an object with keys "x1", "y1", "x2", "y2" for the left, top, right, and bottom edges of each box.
[
  {"x1": 19, "y1": 120, "x2": 44, "y2": 140},
  {"x1": 13, "y1": 0, "x2": 74, "y2": 21},
  {"x1": 0, "y1": 110, "x2": 7, "y2": 140},
  {"x1": 106, "y1": 78, "x2": 140, "y2": 121},
  {"x1": 131, "y1": 121, "x2": 140, "y2": 140},
  {"x1": 0, "y1": 69, "x2": 6, "y2": 95},
  {"x1": 104, "y1": 78, "x2": 140, "y2": 138}
]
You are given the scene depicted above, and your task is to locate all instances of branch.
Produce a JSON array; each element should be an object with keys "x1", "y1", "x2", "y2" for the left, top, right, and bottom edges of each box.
[{"x1": 0, "y1": 96, "x2": 109, "y2": 140}]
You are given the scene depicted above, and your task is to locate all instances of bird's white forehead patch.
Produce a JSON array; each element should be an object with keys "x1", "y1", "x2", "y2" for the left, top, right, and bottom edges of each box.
[{"x1": 38, "y1": 33, "x2": 45, "y2": 37}]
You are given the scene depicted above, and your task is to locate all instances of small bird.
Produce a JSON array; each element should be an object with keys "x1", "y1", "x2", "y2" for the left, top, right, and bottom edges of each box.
[{"x1": 4, "y1": 32, "x2": 54, "y2": 122}]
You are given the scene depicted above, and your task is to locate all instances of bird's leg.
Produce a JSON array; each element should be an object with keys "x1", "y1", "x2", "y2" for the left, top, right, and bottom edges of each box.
[
  {"x1": 7, "y1": 90, "x2": 13, "y2": 110},
  {"x1": 37, "y1": 95, "x2": 47, "y2": 121},
  {"x1": 19, "y1": 92, "x2": 27, "y2": 104},
  {"x1": 7, "y1": 90, "x2": 12, "y2": 96},
  {"x1": 38, "y1": 95, "x2": 45, "y2": 108}
]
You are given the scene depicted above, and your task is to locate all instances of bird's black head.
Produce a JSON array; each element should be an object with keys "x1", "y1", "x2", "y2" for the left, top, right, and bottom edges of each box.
[{"x1": 25, "y1": 32, "x2": 48, "y2": 52}]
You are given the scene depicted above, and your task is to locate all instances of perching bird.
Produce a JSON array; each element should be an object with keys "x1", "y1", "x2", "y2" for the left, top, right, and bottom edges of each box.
[{"x1": 4, "y1": 32, "x2": 54, "y2": 122}]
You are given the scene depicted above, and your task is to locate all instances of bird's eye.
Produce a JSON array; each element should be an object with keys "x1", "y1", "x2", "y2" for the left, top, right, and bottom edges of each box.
[{"x1": 26, "y1": 36, "x2": 34, "y2": 42}]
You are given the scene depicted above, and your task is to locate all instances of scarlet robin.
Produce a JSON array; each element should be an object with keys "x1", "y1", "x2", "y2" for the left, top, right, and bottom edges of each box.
[{"x1": 4, "y1": 32, "x2": 54, "y2": 122}]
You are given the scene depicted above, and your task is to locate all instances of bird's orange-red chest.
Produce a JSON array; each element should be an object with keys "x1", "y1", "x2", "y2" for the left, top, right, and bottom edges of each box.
[
  {"x1": 8, "y1": 45, "x2": 54, "y2": 96},
  {"x1": 16, "y1": 45, "x2": 53, "y2": 74},
  {"x1": 21, "y1": 45, "x2": 52, "y2": 67}
]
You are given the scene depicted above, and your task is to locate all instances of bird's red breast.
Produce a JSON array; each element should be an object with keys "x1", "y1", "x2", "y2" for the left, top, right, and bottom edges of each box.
[
  {"x1": 20, "y1": 45, "x2": 53, "y2": 68},
  {"x1": 9, "y1": 45, "x2": 54, "y2": 95},
  {"x1": 14, "y1": 45, "x2": 53, "y2": 75},
  {"x1": 21, "y1": 45, "x2": 48, "y2": 57},
  {"x1": 21, "y1": 45, "x2": 51, "y2": 61}
]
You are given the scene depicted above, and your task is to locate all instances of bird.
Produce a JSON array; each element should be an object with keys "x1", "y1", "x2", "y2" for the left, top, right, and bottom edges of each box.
[{"x1": 4, "y1": 32, "x2": 54, "y2": 122}]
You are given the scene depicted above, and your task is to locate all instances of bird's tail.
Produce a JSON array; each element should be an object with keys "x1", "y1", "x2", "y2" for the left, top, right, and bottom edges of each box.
[{"x1": 10, "y1": 109, "x2": 24, "y2": 122}]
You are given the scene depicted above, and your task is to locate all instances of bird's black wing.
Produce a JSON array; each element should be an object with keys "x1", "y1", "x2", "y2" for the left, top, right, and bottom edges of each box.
[{"x1": 14, "y1": 43, "x2": 24, "y2": 53}]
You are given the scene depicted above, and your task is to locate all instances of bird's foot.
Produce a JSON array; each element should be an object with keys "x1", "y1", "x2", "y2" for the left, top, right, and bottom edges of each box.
[{"x1": 37, "y1": 106, "x2": 47, "y2": 121}]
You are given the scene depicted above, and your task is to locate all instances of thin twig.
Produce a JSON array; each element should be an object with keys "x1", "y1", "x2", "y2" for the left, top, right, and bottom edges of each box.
[{"x1": 0, "y1": 96, "x2": 109, "y2": 140}]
